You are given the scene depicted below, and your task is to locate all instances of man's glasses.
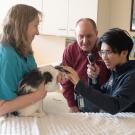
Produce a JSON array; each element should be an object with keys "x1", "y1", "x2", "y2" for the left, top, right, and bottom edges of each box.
[{"x1": 98, "y1": 50, "x2": 113, "y2": 57}]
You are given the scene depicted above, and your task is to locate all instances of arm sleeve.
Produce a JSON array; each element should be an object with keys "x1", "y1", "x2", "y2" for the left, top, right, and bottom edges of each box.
[
  {"x1": 0, "y1": 51, "x2": 37, "y2": 100},
  {"x1": 75, "y1": 74, "x2": 135, "y2": 114},
  {"x1": 61, "y1": 47, "x2": 77, "y2": 107},
  {"x1": 0, "y1": 52, "x2": 19, "y2": 100}
]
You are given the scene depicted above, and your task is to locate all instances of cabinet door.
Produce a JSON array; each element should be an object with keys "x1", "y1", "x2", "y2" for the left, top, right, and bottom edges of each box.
[
  {"x1": 68, "y1": 0, "x2": 98, "y2": 37},
  {"x1": 19, "y1": 0, "x2": 43, "y2": 33},
  {"x1": 42, "y1": 0, "x2": 68, "y2": 36},
  {"x1": 0, "y1": 0, "x2": 21, "y2": 32},
  {"x1": 19, "y1": 0, "x2": 42, "y2": 11}
]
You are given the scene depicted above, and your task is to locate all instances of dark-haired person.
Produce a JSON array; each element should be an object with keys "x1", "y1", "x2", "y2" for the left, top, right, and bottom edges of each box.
[
  {"x1": 63, "y1": 28, "x2": 135, "y2": 114},
  {"x1": 0, "y1": 4, "x2": 47, "y2": 116},
  {"x1": 61, "y1": 18, "x2": 110, "y2": 112}
]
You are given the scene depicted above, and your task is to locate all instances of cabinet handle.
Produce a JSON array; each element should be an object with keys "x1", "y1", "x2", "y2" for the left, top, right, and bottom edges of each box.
[
  {"x1": 69, "y1": 29, "x2": 75, "y2": 31},
  {"x1": 58, "y1": 28, "x2": 66, "y2": 31}
]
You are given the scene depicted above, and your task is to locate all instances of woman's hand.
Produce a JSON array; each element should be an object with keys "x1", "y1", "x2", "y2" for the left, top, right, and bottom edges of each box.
[
  {"x1": 0, "y1": 82, "x2": 47, "y2": 116},
  {"x1": 87, "y1": 64, "x2": 100, "y2": 79},
  {"x1": 36, "y1": 81, "x2": 47, "y2": 99},
  {"x1": 0, "y1": 100, "x2": 5, "y2": 107},
  {"x1": 62, "y1": 66, "x2": 80, "y2": 85}
]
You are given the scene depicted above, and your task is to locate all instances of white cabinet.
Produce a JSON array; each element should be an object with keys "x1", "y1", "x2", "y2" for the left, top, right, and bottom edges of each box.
[
  {"x1": 19, "y1": 0, "x2": 43, "y2": 33},
  {"x1": 0, "y1": 0, "x2": 43, "y2": 34},
  {"x1": 0, "y1": 0, "x2": 20, "y2": 27},
  {"x1": 42, "y1": 0, "x2": 98, "y2": 37},
  {"x1": 68, "y1": 0, "x2": 98, "y2": 36},
  {"x1": 19, "y1": 0, "x2": 42, "y2": 11},
  {"x1": 42, "y1": 0, "x2": 68, "y2": 36},
  {"x1": 0, "y1": 0, "x2": 42, "y2": 26},
  {"x1": 0, "y1": 0, "x2": 98, "y2": 37}
]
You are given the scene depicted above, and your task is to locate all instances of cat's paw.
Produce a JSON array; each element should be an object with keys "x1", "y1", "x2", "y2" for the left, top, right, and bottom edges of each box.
[{"x1": 0, "y1": 115, "x2": 6, "y2": 121}]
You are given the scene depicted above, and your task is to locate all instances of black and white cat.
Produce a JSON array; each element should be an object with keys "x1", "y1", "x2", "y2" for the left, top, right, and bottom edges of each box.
[{"x1": 12, "y1": 65, "x2": 68, "y2": 117}]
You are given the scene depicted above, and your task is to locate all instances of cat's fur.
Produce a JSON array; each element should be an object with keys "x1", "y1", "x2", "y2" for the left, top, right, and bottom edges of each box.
[{"x1": 13, "y1": 65, "x2": 61, "y2": 117}]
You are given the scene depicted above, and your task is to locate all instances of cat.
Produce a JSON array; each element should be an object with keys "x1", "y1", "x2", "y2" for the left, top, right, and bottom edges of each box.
[{"x1": 12, "y1": 65, "x2": 68, "y2": 117}]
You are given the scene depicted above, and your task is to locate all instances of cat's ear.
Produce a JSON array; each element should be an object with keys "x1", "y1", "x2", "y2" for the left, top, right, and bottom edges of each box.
[{"x1": 42, "y1": 72, "x2": 53, "y2": 84}]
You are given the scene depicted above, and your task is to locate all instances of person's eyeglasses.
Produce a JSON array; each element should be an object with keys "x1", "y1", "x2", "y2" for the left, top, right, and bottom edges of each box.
[{"x1": 98, "y1": 50, "x2": 113, "y2": 57}]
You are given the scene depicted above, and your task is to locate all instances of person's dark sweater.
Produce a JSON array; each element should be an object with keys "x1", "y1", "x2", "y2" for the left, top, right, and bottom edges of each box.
[{"x1": 75, "y1": 60, "x2": 135, "y2": 114}]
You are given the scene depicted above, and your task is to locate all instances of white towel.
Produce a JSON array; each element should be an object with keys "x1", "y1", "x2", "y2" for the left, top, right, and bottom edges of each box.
[
  {"x1": 0, "y1": 116, "x2": 39, "y2": 135},
  {"x1": 38, "y1": 113, "x2": 135, "y2": 135},
  {"x1": 1, "y1": 113, "x2": 135, "y2": 135}
]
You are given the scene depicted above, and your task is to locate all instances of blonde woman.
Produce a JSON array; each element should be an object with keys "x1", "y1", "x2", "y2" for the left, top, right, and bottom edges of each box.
[{"x1": 0, "y1": 4, "x2": 47, "y2": 116}]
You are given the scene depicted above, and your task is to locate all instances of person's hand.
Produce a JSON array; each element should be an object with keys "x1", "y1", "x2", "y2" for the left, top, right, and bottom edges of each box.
[
  {"x1": 0, "y1": 100, "x2": 5, "y2": 107},
  {"x1": 62, "y1": 66, "x2": 80, "y2": 85},
  {"x1": 69, "y1": 106, "x2": 80, "y2": 113},
  {"x1": 87, "y1": 64, "x2": 100, "y2": 79},
  {"x1": 36, "y1": 81, "x2": 47, "y2": 99}
]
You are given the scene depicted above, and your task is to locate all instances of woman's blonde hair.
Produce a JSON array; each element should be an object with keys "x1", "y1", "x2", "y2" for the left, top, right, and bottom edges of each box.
[{"x1": 1, "y1": 4, "x2": 42, "y2": 57}]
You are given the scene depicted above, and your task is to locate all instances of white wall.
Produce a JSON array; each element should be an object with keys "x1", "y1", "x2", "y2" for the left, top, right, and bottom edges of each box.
[
  {"x1": 97, "y1": 0, "x2": 135, "y2": 36},
  {"x1": 109, "y1": 0, "x2": 133, "y2": 34},
  {"x1": 97, "y1": 0, "x2": 110, "y2": 36},
  {"x1": 32, "y1": 35, "x2": 65, "y2": 66}
]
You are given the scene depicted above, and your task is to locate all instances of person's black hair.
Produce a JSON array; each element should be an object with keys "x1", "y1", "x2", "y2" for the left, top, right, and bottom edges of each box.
[{"x1": 98, "y1": 28, "x2": 133, "y2": 59}]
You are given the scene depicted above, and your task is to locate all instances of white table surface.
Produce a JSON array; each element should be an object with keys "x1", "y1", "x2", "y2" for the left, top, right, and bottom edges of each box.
[{"x1": 1, "y1": 92, "x2": 135, "y2": 135}]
